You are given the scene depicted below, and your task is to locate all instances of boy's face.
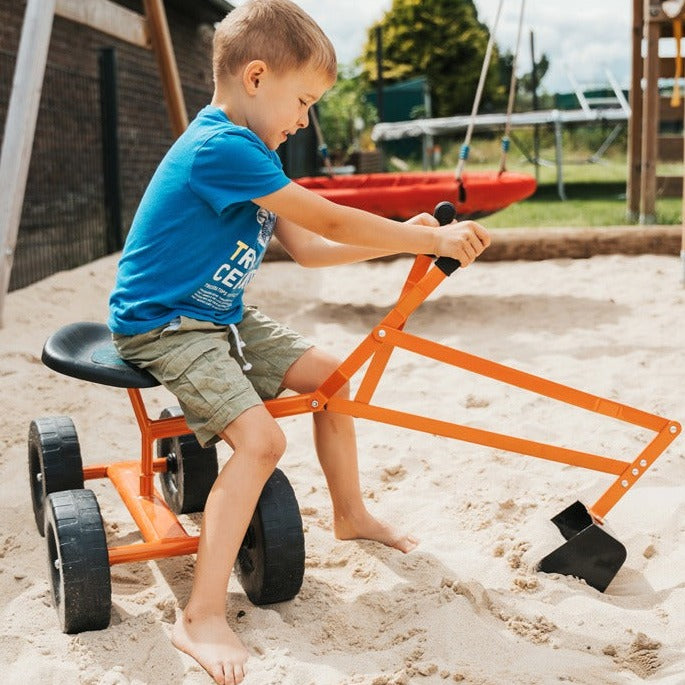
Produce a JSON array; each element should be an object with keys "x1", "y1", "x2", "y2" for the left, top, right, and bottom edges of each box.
[{"x1": 246, "y1": 63, "x2": 333, "y2": 150}]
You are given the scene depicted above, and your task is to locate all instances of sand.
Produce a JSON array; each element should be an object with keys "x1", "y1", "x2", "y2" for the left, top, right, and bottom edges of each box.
[{"x1": 0, "y1": 250, "x2": 683, "y2": 684}]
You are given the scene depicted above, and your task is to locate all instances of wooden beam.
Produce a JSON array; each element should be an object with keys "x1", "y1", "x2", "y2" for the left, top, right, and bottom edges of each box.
[
  {"x1": 627, "y1": 0, "x2": 643, "y2": 220},
  {"x1": 143, "y1": 0, "x2": 188, "y2": 138},
  {"x1": 682, "y1": 104, "x2": 685, "y2": 286},
  {"x1": 657, "y1": 174, "x2": 684, "y2": 196},
  {"x1": 0, "y1": 0, "x2": 57, "y2": 327},
  {"x1": 640, "y1": 4, "x2": 661, "y2": 223},
  {"x1": 658, "y1": 135, "x2": 685, "y2": 161},
  {"x1": 55, "y1": 0, "x2": 150, "y2": 48}
]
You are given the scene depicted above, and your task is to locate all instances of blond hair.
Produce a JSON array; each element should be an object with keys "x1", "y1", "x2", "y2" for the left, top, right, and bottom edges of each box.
[{"x1": 213, "y1": 0, "x2": 337, "y2": 83}]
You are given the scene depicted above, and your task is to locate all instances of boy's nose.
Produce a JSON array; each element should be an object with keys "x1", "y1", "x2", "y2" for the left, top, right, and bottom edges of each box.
[{"x1": 297, "y1": 110, "x2": 309, "y2": 128}]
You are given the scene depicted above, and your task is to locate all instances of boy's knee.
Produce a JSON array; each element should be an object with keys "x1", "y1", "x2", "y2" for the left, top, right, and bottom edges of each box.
[
  {"x1": 221, "y1": 406, "x2": 286, "y2": 466},
  {"x1": 241, "y1": 421, "x2": 286, "y2": 469},
  {"x1": 257, "y1": 423, "x2": 287, "y2": 464}
]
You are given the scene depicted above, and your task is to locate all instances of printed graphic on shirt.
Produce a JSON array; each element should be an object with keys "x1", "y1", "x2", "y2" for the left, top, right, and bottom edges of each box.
[
  {"x1": 256, "y1": 207, "x2": 276, "y2": 247},
  {"x1": 189, "y1": 207, "x2": 276, "y2": 313}
]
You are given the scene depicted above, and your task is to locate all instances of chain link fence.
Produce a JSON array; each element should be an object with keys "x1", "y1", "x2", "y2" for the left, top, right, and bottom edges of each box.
[
  {"x1": 0, "y1": 48, "x2": 213, "y2": 292},
  {"x1": 1, "y1": 49, "x2": 106, "y2": 291},
  {"x1": 0, "y1": 44, "x2": 314, "y2": 293}
]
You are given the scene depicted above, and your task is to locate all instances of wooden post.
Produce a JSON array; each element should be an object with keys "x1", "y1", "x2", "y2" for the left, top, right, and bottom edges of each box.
[
  {"x1": 0, "y1": 0, "x2": 57, "y2": 327},
  {"x1": 680, "y1": 18, "x2": 685, "y2": 285},
  {"x1": 143, "y1": 0, "x2": 188, "y2": 138},
  {"x1": 627, "y1": 0, "x2": 644, "y2": 221},
  {"x1": 639, "y1": 0, "x2": 661, "y2": 224},
  {"x1": 682, "y1": 107, "x2": 685, "y2": 286}
]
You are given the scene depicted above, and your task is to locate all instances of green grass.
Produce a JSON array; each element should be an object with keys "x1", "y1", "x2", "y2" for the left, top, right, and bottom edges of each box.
[
  {"x1": 474, "y1": 157, "x2": 681, "y2": 228},
  {"x1": 413, "y1": 139, "x2": 684, "y2": 228}
]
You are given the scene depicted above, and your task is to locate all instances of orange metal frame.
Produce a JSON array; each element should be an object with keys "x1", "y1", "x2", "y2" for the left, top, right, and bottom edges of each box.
[{"x1": 85, "y1": 254, "x2": 681, "y2": 566}]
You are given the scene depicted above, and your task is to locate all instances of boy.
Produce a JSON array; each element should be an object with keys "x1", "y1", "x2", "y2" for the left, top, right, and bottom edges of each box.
[{"x1": 109, "y1": 1, "x2": 490, "y2": 683}]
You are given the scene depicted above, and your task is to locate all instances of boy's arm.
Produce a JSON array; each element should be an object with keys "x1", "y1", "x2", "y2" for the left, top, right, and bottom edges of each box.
[
  {"x1": 274, "y1": 212, "x2": 440, "y2": 267},
  {"x1": 256, "y1": 182, "x2": 490, "y2": 266}
]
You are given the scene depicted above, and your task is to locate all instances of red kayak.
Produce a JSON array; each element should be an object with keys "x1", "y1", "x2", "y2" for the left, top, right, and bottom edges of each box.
[{"x1": 296, "y1": 170, "x2": 536, "y2": 221}]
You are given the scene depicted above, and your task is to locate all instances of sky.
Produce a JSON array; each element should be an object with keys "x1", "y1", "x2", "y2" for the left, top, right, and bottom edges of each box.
[{"x1": 288, "y1": 0, "x2": 635, "y2": 95}]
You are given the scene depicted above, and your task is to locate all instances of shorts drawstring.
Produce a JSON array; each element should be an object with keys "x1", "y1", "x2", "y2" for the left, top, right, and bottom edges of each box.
[{"x1": 229, "y1": 323, "x2": 253, "y2": 372}]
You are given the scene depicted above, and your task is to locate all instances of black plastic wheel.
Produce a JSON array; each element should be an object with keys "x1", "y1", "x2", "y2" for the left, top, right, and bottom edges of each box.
[
  {"x1": 156, "y1": 406, "x2": 219, "y2": 514},
  {"x1": 235, "y1": 468, "x2": 305, "y2": 605},
  {"x1": 44, "y1": 489, "x2": 111, "y2": 633},
  {"x1": 28, "y1": 416, "x2": 84, "y2": 536}
]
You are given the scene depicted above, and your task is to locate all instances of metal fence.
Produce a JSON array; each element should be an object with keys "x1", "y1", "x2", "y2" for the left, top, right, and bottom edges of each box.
[
  {"x1": 0, "y1": 48, "x2": 213, "y2": 293},
  {"x1": 0, "y1": 44, "x2": 312, "y2": 293},
  {"x1": 1, "y1": 49, "x2": 107, "y2": 291}
]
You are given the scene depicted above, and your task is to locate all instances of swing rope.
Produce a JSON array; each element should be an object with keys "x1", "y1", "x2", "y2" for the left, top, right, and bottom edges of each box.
[
  {"x1": 499, "y1": 0, "x2": 527, "y2": 175},
  {"x1": 310, "y1": 106, "x2": 333, "y2": 174},
  {"x1": 455, "y1": 0, "x2": 504, "y2": 186}
]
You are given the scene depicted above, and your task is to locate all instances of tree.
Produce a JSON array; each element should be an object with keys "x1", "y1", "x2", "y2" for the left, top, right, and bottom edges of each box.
[
  {"x1": 498, "y1": 50, "x2": 551, "y2": 109},
  {"x1": 359, "y1": 0, "x2": 506, "y2": 118},
  {"x1": 317, "y1": 66, "x2": 378, "y2": 160}
]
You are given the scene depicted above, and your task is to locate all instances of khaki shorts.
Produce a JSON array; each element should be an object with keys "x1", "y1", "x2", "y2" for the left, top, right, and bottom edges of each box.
[{"x1": 112, "y1": 306, "x2": 312, "y2": 446}]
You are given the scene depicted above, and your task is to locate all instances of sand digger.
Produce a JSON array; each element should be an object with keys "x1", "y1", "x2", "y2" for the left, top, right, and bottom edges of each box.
[{"x1": 29, "y1": 202, "x2": 681, "y2": 633}]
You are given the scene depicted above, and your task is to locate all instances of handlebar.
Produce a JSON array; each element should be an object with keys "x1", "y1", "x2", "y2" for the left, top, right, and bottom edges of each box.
[{"x1": 432, "y1": 202, "x2": 461, "y2": 276}]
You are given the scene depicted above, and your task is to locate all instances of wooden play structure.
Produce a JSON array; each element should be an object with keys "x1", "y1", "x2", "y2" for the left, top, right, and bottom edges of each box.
[
  {"x1": 628, "y1": 0, "x2": 685, "y2": 282},
  {"x1": 0, "y1": 0, "x2": 190, "y2": 328}
]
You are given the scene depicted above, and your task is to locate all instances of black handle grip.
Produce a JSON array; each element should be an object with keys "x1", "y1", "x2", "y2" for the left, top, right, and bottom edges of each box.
[{"x1": 432, "y1": 202, "x2": 461, "y2": 276}]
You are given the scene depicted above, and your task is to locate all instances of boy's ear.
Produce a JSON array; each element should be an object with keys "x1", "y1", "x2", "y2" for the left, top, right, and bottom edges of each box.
[{"x1": 243, "y1": 60, "x2": 267, "y2": 94}]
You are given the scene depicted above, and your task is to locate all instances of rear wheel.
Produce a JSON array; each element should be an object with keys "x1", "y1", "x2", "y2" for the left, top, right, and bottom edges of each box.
[
  {"x1": 157, "y1": 406, "x2": 218, "y2": 514},
  {"x1": 235, "y1": 468, "x2": 305, "y2": 605},
  {"x1": 28, "y1": 416, "x2": 84, "y2": 536},
  {"x1": 44, "y1": 489, "x2": 111, "y2": 633}
]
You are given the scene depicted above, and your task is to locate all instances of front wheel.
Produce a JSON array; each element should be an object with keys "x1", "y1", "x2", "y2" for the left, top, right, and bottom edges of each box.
[
  {"x1": 44, "y1": 489, "x2": 111, "y2": 633},
  {"x1": 235, "y1": 468, "x2": 305, "y2": 605}
]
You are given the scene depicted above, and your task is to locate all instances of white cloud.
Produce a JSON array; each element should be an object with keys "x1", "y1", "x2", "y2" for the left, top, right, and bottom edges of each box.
[
  {"x1": 466, "y1": 0, "x2": 632, "y2": 92},
  {"x1": 250, "y1": 0, "x2": 636, "y2": 93},
  {"x1": 293, "y1": 0, "x2": 391, "y2": 66}
]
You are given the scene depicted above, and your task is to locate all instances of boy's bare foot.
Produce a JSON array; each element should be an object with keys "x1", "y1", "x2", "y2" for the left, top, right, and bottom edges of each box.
[
  {"x1": 334, "y1": 508, "x2": 418, "y2": 553},
  {"x1": 172, "y1": 610, "x2": 248, "y2": 685}
]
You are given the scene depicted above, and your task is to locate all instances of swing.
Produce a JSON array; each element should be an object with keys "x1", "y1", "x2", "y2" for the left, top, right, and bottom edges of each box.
[
  {"x1": 296, "y1": 0, "x2": 537, "y2": 221},
  {"x1": 30, "y1": 201, "x2": 680, "y2": 634}
]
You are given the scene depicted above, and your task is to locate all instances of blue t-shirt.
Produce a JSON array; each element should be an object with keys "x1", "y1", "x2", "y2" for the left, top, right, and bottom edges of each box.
[{"x1": 108, "y1": 106, "x2": 290, "y2": 335}]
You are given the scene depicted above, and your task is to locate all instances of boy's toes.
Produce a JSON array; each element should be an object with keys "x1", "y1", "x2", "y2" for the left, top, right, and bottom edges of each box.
[
  {"x1": 209, "y1": 662, "x2": 227, "y2": 685},
  {"x1": 221, "y1": 661, "x2": 245, "y2": 685},
  {"x1": 233, "y1": 663, "x2": 246, "y2": 684},
  {"x1": 395, "y1": 533, "x2": 419, "y2": 553}
]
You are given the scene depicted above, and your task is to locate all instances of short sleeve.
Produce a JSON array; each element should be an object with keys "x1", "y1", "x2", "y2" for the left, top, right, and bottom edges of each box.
[{"x1": 189, "y1": 130, "x2": 290, "y2": 214}]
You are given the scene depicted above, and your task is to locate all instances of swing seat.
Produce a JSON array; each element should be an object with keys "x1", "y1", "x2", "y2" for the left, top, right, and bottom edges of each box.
[
  {"x1": 296, "y1": 170, "x2": 536, "y2": 221},
  {"x1": 41, "y1": 321, "x2": 159, "y2": 388}
]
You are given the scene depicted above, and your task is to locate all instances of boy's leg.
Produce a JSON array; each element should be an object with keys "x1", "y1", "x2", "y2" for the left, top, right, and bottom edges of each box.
[
  {"x1": 172, "y1": 404, "x2": 285, "y2": 685},
  {"x1": 282, "y1": 347, "x2": 418, "y2": 553}
]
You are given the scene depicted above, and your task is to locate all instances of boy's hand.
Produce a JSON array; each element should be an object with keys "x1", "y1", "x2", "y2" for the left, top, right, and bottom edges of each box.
[{"x1": 433, "y1": 220, "x2": 491, "y2": 267}]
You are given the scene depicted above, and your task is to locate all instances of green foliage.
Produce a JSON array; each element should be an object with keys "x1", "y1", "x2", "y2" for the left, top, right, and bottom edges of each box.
[
  {"x1": 317, "y1": 67, "x2": 378, "y2": 160},
  {"x1": 498, "y1": 50, "x2": 550, "y2": 107},
  {"x1": 359, "y1": 0, "x2": 506, "y2": 117}
]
